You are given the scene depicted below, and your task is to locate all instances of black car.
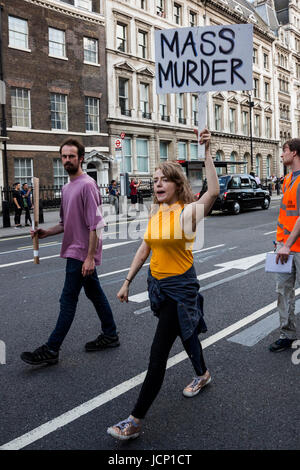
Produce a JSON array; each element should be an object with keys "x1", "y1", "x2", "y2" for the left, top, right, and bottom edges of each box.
[{"x1": 200, "y1": 174, "x2": 271, "y2": 215}]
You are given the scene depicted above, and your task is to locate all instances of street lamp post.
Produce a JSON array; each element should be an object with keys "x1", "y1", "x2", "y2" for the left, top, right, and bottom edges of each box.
[{"x1": 248, "y1": 93, "x2": 254, "y2": 174}]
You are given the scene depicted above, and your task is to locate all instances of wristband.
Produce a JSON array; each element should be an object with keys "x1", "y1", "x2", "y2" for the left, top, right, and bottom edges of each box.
[{"x1": 125, "y1": 278, "x2": 132, "y2": 284}]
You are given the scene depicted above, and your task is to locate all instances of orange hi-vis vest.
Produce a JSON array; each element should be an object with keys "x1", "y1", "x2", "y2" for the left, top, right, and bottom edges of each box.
[{"x1": 277, "y1": 172, "x2": 300, "y2": 252}]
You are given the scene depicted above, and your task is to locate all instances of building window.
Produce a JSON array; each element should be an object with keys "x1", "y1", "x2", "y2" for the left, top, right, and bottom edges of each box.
[
  {"x1": 264, "y1": 82, "x2": 270, "y2": 101},
  {"x1": 140, "y1": 83, "x2": 150, "y2": 118},
  {"x1": 159, "y1": 94, "x2": 169, "y2": 121},
  {"x1": 266, "y1": 156, "x2": 272, "y2": 177},
  {"x1": 214, "y1": 104, "x2": 221, "y2": 131},
  {"x1": 138, "y1": 30, "x2": 147, "y2": 59},
  {"x1": 84, "y1": 37, "x2": 98, "y2": 64},
  {"x1": 253, "y1": 48, "x2": 257, "y2": 64},
  {"x1": 8, "y1": 16, "x2": 28, "y2": 50},
  {"x1": 137, "y1": 138, "x2": 149, "y2": 172},
  {"x1": 253, "y1": 78, "x2": 259, "y2": 98},
  {"x1": 14, "y1": 158, "x2": 33, "y2": 185},
  {"x1": 174, "y1": 3, "x2": 182, "y2": 25},
  {"x1": 11, "y1": 87, "x2": 31, "y2": 128},
  {"x1": 50, "y1": 93, "x2": 67, "y2": 130},
  {"x1": 190, "y1": 143, "x2": 198, "y2": 160},
  {"x1": 178, "y1": 142, "x2": 187, "y2": 160},
  {"x1": 123, "y1": 138, "x2": 132, "y2": 173},
  {"x1": 215, "y1": 151, "x2": 222, "y2": 175},
  {"x1": 254, "y1": 114, "x2": 260, "y2": 137},
  {"x1": 53, "y1": 159, "x2": 68, "y2": 188},
  {"x1": 266, "y1": 117, "x2": 271, "y2": 138},
  {"x1": 74, "y1": 0, "x2": 92, "y2": 11},
  {"x1": 242, "y1": 111, "x2": 248, "y2": 135},
  {"x1": 49, "y1": 28, "x2": 66, "y2": 58},
  {"x1": 177, "y1": 93, "x2": 185, "y2": 124},
  {"x1": 229, "y1": 108, "x2": 236, "y2": 133},
  {"x1": 263, "y1": 53, "x2": 269, "y2": 69},
  {"x1": 192, "y1": 95, "x2": 198, "y2": 125},
  {"x1": 119, "y1": 78, "x2": 130, "y2": 116},
  {"x1": 157, "y1": 0, "x2": 165, "y2": 16},
  {"x1": 256, "y1": 155, "x2": 260, "y2": 177},
  {"x1": 85, "y1": 97, "x2": 99, "y2": 132},
  {"x1": 160, "y1": 141, "x2": 168, "y2": 161},
  {"x1": 189, "y1": 11, "x2": 196, "y2": 27},
  {"x1": 117, "y1": 23, "x2": 127, "y2": 52},
  {"x1": 140, "y1": 0, "x2": 146, "y2": 9},
  {"x1": 230, "y1": 152, "x2": 236, "y2": 174}
]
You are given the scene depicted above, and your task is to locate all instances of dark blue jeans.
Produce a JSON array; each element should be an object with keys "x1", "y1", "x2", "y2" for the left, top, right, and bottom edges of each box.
[{"x1": 47, "y1": 258, "x2": 117, "y2": 351}]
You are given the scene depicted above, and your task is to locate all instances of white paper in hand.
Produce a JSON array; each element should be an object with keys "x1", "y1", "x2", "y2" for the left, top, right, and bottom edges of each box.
[{"x1": 265, "y1": 252, "x2": 293, "y2": 273}]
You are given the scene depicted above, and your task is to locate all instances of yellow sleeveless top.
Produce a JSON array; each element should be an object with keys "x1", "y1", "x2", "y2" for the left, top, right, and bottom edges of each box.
[{"x1": 144, "y1": 202, "x2": 194, "y2": 280}]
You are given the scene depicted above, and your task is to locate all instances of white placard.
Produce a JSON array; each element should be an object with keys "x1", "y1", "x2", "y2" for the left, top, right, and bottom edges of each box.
[{"x1": 155, "y1": 24, "x2": 253, "y2": 95}]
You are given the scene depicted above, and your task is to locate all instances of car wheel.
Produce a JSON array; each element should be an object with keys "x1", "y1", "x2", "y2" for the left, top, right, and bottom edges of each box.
[
  {"x1": 232, "y1": 201, "x2": 240, "y2": 215},
  {"x1": 261, "y1": 198, "x2": 270, "y2": 210}
]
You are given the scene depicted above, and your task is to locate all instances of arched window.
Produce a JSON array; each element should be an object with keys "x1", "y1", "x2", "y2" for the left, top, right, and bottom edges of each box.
[{"x1": 230, "y1": 152, "x2": 237, "y2": 174}]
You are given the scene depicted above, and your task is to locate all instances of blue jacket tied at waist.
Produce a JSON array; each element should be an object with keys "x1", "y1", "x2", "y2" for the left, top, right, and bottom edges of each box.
[{"x1": 147, "y1": 265, "x2": 207, "y2": 341}]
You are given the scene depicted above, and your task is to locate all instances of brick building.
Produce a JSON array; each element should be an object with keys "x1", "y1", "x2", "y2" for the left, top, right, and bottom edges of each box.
[{"x1": 0, "y1": 0, "x2": 112, "y2": 191}]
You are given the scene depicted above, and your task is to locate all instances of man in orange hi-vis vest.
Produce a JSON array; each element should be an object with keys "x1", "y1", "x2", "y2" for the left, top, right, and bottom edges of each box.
[{"x1": 270, "y1": 139, "x2": 300, "y2": 352}]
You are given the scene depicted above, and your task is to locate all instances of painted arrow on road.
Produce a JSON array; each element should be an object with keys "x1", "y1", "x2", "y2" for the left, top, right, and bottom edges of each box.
[{"x1": 129, "y1": 252, "x2": 268, "y2": 303}]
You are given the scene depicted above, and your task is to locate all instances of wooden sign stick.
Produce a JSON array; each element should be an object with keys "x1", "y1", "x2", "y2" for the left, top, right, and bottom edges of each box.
[
  {"x1": 33, "y1": 177, "x2": 39, "y2": 264},
  {"x1": 198, "y1": 91, "x2": 207, "y2": 160}
]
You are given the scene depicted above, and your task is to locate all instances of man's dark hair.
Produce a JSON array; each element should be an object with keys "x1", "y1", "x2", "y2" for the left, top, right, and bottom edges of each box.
[
  {"x1": 59, "y1": 138, "x2": 85, "y2": 165},
  {"x1": 13, "y1": 182, "x2": 20, "y2": 188},
  {"x1": 110, "y1": 179, "x2": 116, "y2": 184},
  {"x1": 22, "y1": 182, "x2": 28, "y2": 187},
  {"x1": 283, "y1": 138, "x2": 300, "y2": 157}
]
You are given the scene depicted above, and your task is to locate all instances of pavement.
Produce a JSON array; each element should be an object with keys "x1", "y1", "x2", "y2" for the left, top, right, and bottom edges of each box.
[{"x1": 0, "y1": 194, "x2": 282, "y2": 239}]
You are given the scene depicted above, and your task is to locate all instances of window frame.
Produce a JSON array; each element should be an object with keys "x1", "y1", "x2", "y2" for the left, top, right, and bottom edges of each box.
[
  {"x1": 50, "y1": 93, "x2": 68, "y2": 131},
  {"x1": 85, "y1": 96, "x2": 100, "y2": 133},
  {"x1": 11, "y1": 87, "x2": 31, "y2": 129},
  {"x1": 14, "y1": 158, "x2": 33, "y2": 186},
  {"x1": 48, "y1": 27, "x2": 66, "y2": 59},
  {"x1": 83, "y1": 37, "x2": 99, "y2": 65},
  {"x1": 8, "y1": 15, "x2": 29, "y2": 51}
]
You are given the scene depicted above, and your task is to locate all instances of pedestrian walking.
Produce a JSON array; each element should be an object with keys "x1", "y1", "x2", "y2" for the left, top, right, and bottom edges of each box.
[
  {"x1": 107, "y1": 128, "x2": 219, "y2": 441},
  {"x1": 21, "y1": 138, "x2": 119, "y2": 366},
  {"x1": 12, "y1": 182, "x2": 23, "y2": 228},
  {"x1": 269, "y1": 138, "x2": 300, "y2": 352},
  {"x1": 108, "y1": 180, "x2": 119, "y2": 215},
  {"x1": 129, "y1": 178, "x2": 141, "y2": 213},
  {"x1": 21, "y1": 183, "x2": 33, "y2": 226}
]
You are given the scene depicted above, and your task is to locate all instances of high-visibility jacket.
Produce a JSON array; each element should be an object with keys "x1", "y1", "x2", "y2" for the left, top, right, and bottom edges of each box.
[{"x1": 277, "y1": 172, "x2": 300, "y2": 252}]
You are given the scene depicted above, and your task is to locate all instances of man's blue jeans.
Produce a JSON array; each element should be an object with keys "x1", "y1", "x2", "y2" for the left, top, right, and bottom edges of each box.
[{"x1": 47, "y1": 258, "x2": 117, "y2": 351}]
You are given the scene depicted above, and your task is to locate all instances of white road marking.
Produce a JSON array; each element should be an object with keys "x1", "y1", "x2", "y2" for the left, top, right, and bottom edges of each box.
[
  {"x1": 264, "y1": 230, "x2": 276, "y2": 235},
  {"x1": 2, "y1": 290, "x2": 297, "y2": 451},
  {"x1": 0, "y1": 240, "x2": 139, "y2": 269}
]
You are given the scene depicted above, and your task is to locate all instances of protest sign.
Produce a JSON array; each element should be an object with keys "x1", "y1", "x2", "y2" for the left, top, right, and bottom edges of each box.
[{"x1": 155, "y1": 24, "x2": 253, "y2": 158}]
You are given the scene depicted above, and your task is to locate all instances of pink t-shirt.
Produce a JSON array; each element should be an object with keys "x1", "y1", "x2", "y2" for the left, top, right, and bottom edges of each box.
[{"x1": 59, "y1": 173, "x2": 105, "y2": 265}]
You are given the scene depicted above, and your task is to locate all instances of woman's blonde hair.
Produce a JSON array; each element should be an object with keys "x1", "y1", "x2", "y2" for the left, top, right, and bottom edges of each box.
[{"x1": 152, "y1": 161, "x2": 195, "y2": 205}]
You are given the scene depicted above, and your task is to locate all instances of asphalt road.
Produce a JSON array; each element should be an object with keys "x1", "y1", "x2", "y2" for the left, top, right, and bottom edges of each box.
[{"x1": 0, "y1": 199, "x2": 299, "y2": 453}]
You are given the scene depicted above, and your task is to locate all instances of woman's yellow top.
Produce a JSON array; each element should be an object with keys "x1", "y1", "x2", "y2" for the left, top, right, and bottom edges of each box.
[{"x1": 144, "y1": 202, "x2": 194, "y2": 280}]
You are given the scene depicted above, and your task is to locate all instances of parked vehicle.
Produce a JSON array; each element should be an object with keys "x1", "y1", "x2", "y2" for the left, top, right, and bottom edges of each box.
[{"x1": 197, "y1": 174, "x2": 271, "y2": 215}]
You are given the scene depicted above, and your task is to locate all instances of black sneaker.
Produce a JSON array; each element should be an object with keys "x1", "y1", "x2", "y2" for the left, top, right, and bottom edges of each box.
[
  {"x1": 20, "y1": 344, "x2": 59, "y2": 365},
  {"x1": 269, "y1": 338, "x2": 296, "y2": 352},
  {"x1": 85, "y1": 333, "x2": 120, "y2": 352}
]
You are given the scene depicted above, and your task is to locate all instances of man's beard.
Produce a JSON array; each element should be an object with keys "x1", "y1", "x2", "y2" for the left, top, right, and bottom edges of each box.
[{"x1": 64, "y1": 164, "x2": 79, "y2": 175}]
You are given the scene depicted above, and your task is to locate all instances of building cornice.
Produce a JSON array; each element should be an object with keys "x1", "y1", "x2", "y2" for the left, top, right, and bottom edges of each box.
[{"x1": 23, "y1": 0, "x2": 105, "y2": 26}]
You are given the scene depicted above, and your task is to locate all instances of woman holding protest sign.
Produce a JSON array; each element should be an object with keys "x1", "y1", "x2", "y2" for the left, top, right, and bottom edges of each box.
[{"x1": 107, "y1": 128, "x2": 219, "y2": 441}]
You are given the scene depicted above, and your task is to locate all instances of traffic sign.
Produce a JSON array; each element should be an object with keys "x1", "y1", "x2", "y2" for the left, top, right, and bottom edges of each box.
[
  {"x1": 120, "y1": 132, "x2": 126, "y2": 139},
  {"x1": 115, "y1": 138, "x2": 122, "y2": 150}
]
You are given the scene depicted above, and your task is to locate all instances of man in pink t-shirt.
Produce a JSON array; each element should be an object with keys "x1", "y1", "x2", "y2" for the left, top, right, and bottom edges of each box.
[{"x1": 21, "y1": 139, "x2": 119, "y2": 366}]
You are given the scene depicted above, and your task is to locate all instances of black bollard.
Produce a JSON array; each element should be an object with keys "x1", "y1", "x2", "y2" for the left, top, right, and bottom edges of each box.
[
  {"x1": 2, "y1": 200, "x2": 11, "y2": 228},
  {"x1": 39, "y1": 199, "x2": 44, "y2": 224}
]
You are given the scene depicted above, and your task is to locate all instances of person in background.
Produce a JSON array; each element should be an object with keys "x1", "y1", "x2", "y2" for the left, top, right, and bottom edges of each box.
[
  {"x1": 21, "y1": 183, "x2": 33, "y2": 227},
  {"x1": 107, "y1": 128, "x2": 219, "y2": 441},
  {"x1": 108, "y1": 180, "x2": 119, "y2": 215},
  {"x1": 129, "y1": 178, "x2": 141, "y2": 214},
  {"x1": 12, "y1": 182, "x2": 23, "y2": 228}
]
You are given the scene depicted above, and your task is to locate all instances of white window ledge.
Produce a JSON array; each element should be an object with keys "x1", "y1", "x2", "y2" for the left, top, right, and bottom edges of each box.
[
  {"x1": 8, "y1": 45, "x2": 31, "y2": 53},
  {"x1": 11, "y1": 126, "x2": 32, "y2": 131},
  {"x1": 49, "y1": 54, "x2": 68, "y2": 61},
  {"x1": 84, "y1": 61, "x2": 100, "y2": 67}
]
